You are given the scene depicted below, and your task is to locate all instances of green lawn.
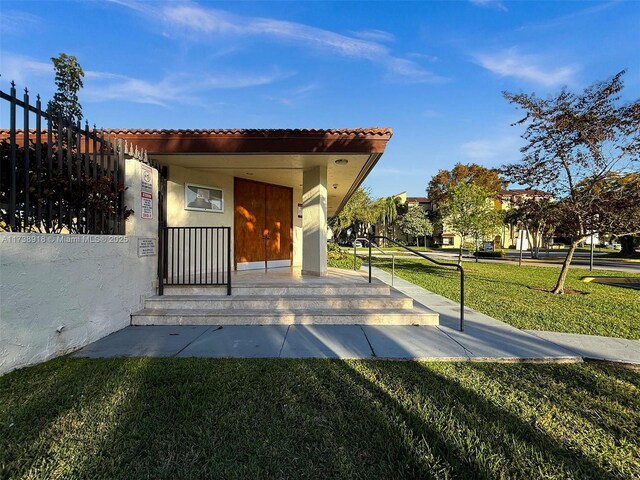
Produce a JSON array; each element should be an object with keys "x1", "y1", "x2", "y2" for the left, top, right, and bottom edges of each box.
[
  {"x1": 1, "y1": 358, "x2": 638, "y2": 479},
  {"x1": 373, "y1": 258, "x2": 640, "y2": 339},
  {"x1": 328, "y1": 251, "x2": 362, "y2": 270}
]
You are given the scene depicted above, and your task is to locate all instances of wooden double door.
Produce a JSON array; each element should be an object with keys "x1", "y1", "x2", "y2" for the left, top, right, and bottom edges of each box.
[{"x1": 234, "y1": 178, "x2": 293, "y2": 270}]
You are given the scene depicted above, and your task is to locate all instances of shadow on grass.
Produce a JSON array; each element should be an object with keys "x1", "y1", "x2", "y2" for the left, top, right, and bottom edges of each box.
[
  {"x1": 1, "y1": 358, "x2": 637, "y2": 479},
  {"x1": 0, "y1": 357, "x2": 133, "y2": 476}
]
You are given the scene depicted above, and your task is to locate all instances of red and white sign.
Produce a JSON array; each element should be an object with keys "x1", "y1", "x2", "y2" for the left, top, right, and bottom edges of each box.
[{"x1": 141, "y1": 191, "x2": 153, "y2": 219}]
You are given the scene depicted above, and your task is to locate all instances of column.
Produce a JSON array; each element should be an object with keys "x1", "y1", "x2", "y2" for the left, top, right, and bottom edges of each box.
[{"x1": 302, "y1": 165, "x2": 328, "y2": 276}]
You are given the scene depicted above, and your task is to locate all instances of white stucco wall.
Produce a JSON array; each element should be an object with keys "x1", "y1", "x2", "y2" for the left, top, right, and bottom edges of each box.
[
  {"x1": 0, "y1": 233, "x2": 156, "y2": 376},
  {"x1": 124, "y1": 158, "x2": 159, "y2": 238},
  {"x1": 166, "y1": 166, "x2": 234, "y2": 228}
]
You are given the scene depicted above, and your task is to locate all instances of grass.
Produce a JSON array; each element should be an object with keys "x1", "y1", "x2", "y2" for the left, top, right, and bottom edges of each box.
[
  {"x1": 1, "y1": 357, "x2": 638, "y2": 479},
  {"x1": 374, "y1": 258, "x2": 640, "y2": 339},
  {"x1": 328, "y1": 251, "x2": 362, "y2": 270}
]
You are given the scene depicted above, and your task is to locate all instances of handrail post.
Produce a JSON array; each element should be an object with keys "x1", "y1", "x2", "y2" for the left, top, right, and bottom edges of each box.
[
  {"x1": 392, "y1": 254, "x2": 395, "y2": 287},
  {"x1": 227, "y1": 227, "x2": 232, "y2": 295},
  {"x1": 368, "y1": 238, "x2": 372, "y2": 283},
  {"x1": 459, "y1": 266, "x2": 465, "y2": 332},
  {"x1": 158, "y1": 226, "x2": 164, "y2": 296},
  {"x1": 353, "y1": 244, "x2": 357, "y2": 271}
]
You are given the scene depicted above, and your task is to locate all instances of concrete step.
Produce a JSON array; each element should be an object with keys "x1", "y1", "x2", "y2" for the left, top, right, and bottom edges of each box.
[
  {"x1": 131, "y1": 305, "x2": 439, "y2": 326},
  {"x1": 144, "y1": 293, "x2": 413, "y2": 311},
  {"x1": 161, "y1": 283, "x2": 391, "y2": 297}
]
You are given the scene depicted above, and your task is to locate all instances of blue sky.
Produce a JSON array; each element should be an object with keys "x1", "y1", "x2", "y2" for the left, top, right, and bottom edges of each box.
[{"x1": 1, "y1": 0, "x2": 639, "y2": 197}]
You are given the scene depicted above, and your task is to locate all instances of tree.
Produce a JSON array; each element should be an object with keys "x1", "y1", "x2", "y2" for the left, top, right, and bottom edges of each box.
[
  {"x1": 440, "y1": 182, "x2": 501, "y2": 265},
  {"x1": 509, "y1": 197, "x2": 557, "y2": 258},
  {"x1": 585, "y1": 172, "x2": 640, "y2": 255},
  {"x1": 332, "y1": 187, "x2": 380, "y2": 241},
  {"x1": 47, "y1": 53, "x2": 85, "y2": 126},
  {"x1": 503, "y1": 70, "x2": 640, "y2": 293},
  {"x1": 376, "y1": 195, "x2": 406, "y2": 244},
  {"x1": 397, "y1": 204, "x2": 433, "y2": 245},
  {"x1": 428, "y1": 163, "x2": 508, "y2": 207}
]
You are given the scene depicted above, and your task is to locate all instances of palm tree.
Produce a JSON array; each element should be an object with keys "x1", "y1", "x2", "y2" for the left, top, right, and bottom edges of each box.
[{"x1": 377, "y1": 196, "x2": 399, "y2": 246}]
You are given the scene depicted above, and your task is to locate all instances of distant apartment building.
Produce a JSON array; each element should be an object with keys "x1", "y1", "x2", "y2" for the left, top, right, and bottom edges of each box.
[{"x1": 397, "y1": 188, "x2": 553, "y2": 250}]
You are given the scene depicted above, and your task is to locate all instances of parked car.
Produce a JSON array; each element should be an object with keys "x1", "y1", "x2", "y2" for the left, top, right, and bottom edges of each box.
[{"x1": 353, "y1": 240, "x2": 363, "y2": 248}]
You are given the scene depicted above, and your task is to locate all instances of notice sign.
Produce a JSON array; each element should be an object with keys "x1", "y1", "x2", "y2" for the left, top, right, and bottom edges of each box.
[
  {"x1": 141, "y1": 191, "x2": 153, "y2": 219},
  {"x1": 137, "y1": 238, "x2": 156, "y2": 257},
  {"x1": 141, "y1": 164, "x2": 153, "y2": 193}
]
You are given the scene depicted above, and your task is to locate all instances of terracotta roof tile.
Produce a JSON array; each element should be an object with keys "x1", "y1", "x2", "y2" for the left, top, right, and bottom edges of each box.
[
  {"x1": 0, "y1": 127, "x2": 393, "y2": 155},
  {"x1": 104, "y1": 128, "x2": 393, "y2": 137}
]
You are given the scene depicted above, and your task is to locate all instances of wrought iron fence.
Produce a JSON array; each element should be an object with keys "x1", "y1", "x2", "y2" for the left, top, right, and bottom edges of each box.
[{"x1": 0, "y1": 81, "x2": 157, "y2": 235}]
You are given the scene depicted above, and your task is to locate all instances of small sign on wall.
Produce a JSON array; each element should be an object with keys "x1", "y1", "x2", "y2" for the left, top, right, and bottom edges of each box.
[
  {"x1": 141, "y1": 192, "x2": 153, "y2": 219},
  {"x1": 298, "y1": 203, "x2": 303, "y2": 218},
  {"x1": 141, "y1": 164, "x2": 153, "y2": 193},
  {"x1": 137, "y1": 238, "x2": 156, "y2": 257}
]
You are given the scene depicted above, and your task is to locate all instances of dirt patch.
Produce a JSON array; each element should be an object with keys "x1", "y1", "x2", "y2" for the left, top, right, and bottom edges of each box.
[{"x1": 529, "y1": 286, "x2": 589, "y2": 295}]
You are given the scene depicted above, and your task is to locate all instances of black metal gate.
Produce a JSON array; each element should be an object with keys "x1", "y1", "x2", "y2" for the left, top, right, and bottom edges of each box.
[{"x1": 158, "y1": 226, "x2": 232, "y2": 295}]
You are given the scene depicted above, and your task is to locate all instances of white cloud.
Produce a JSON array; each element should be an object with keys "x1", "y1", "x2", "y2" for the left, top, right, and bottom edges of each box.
[
  {"x1": 1, "y1": 52, "x2": 288, "y2": 107},
  {"x1": 517, "y1": 1, "x2": 618, "y2": 32},
  {"x1": 111, "y1": 0, "x2": 444, "y2": 84},
  {"x1": 461, "y1": 134, "x2": 523, "y2": 165},
  {"x1": 264, "y1": 83, "x2": 320, "y2": 107},
  {"x1": 1, "y1": 54, "x2": 52, "y2": 84},
  {"x1": 469, "y1": 0, "x2": 508, "y2": 12},
  {"x1": 85, "y1": 70, "x2": 289, "y2": 106},
  {"x1": 474, "y1": 48, "x2": 577, "y2": 87},
  {"x1": 351, "y1": 29, "x2": 395, "y2": 43},
  {"x1": 0, "y1": 11, "x2": 42, "y2": 35},
  {"x1": 407, "y1": 52, "x2": 439, "y2": 62}
]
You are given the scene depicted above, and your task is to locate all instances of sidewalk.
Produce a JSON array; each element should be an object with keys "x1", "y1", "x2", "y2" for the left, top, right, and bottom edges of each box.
[
  {"x1": 367, "y1": 266, "x2": 639, "y2": 364},
  {"x1": 73, "y1": 267, "x2": 638, "y2": 364},
  {"x1": 525, "y1": 331, "x2": 640, "y2": 365}
]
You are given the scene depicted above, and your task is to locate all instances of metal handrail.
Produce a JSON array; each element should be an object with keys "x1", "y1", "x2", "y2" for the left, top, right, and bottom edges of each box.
[
  {"x1": 367, "y1": 235, "x2": 465, "y2": 332},
  {"x1": 353, "y1": 238, "x2": 395, "y2": 286}
]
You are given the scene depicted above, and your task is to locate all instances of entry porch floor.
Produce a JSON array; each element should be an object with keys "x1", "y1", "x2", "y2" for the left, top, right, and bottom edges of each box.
[
  {"x1": 164, "y1": 266, "x2": 387, "y2": 291},
  {"x1": 231, "y1": 266, "x2": 373, "y2": 285}
]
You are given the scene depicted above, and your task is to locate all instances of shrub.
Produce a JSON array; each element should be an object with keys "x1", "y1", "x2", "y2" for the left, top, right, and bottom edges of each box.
[
  {"x1": 327, "y1": 242, "x2": 341, "y2": 253},
  {"x1": 327, "y1": 243, "x2": 362, "y2": 269}
]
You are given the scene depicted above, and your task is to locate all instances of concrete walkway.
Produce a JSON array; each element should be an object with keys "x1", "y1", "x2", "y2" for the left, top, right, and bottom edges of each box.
[
  {"x1": 73, "y1": 267, "x2": 638, "y2": 364},
  {"x1": 525, "y1": 331, "x2": 640, "y2": 365}
]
